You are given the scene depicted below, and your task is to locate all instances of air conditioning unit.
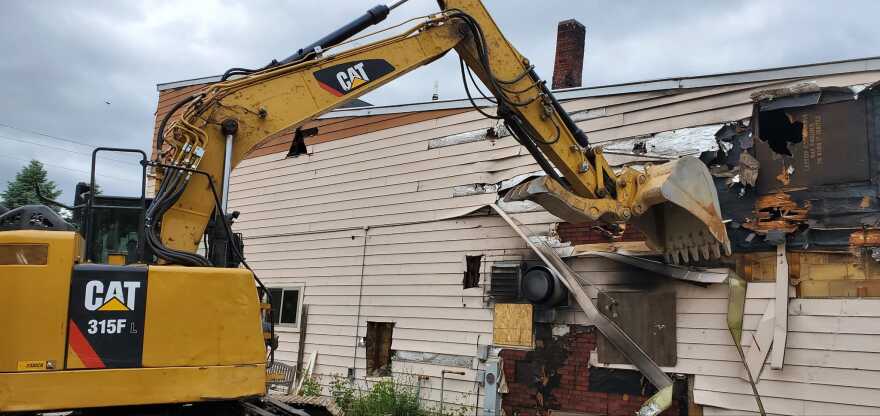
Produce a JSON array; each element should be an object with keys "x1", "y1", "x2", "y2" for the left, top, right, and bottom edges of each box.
[
  {"x1": 489, "y1": 261, "x2": 568, "y2": 308},
  {"x1": 488, "y1": 262, "x2": 521, "y2": 302}
]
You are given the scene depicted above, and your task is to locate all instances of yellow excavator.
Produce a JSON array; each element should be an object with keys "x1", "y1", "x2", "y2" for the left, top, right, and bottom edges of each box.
[{"x1": 0, "y1": 0, "x2": 730, "y2": 414}]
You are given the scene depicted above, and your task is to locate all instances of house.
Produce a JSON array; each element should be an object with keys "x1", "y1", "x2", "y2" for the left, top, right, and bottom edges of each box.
[{"x1": 152, "y1": 21, "x2": 880, "y2": 415}]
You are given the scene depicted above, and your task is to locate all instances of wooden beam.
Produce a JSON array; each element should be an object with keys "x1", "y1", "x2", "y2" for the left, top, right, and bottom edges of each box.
[
  {"x1": 771, "y1": 244, "x2": 788, "y2": 370},
  {"x1": 295, "y1": 304, "x2": 309, "y2": 381}
]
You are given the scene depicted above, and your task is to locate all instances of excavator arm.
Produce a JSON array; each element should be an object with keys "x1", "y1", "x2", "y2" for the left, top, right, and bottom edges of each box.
[
  {"x1": 153, "y1": 0, "x2": 730, "y2": 266},
  {"x1": 151, "y1": 10, "x2": 468, "y2": 265}
]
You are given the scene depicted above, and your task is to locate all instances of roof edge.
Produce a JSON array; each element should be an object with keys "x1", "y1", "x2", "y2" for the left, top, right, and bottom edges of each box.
[{"x1": 157, "y1": 55, "x2": 880, "y2": 118}]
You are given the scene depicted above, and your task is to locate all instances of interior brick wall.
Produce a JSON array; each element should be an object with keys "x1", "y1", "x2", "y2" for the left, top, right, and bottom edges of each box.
[
  {"x1": 500, "y1": 324, "x2": 683, "y2": 416},
  {"x1": 556, "y1": 222, "x2": 645, "y2": 246}
]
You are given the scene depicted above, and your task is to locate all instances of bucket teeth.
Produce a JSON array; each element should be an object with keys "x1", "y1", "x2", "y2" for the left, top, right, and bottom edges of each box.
[
  {"x1": 700, "y1": 244, "x2": 711, "y2": 260},
  {"x1": 664, "y1": 236, "x2": 727, "y2": 264},
  {"x1": 689, "y1": 246, "x2": 701, "y2": 262}
]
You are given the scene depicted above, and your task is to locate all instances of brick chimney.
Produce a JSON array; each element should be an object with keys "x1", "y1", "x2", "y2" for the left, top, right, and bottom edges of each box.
[{"x1": 552, "y1": 19, "x2": 586, "y2": 90}]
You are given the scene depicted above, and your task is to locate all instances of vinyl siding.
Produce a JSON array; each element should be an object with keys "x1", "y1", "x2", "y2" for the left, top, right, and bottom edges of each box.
[{"x1": 221, "y1": 68, "x2": 880, "y2": 413}]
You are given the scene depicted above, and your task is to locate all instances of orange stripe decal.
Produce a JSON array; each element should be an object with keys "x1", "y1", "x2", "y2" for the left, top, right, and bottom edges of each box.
[
  {"x1": 317, "y1": 81, "x2": 344, "y2": 97},
  {"x1": 68, "y1": 320, "x2": 105, "y2": 368}
]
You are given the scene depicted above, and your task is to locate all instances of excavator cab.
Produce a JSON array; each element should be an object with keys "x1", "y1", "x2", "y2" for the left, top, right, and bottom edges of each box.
[
  {"x1": 0, "y1": 147, "x2": 152, "y2": 265},
  {"x1": 75, "y1": 184, "x2": 148, "y2": 265},
  {"x1": 0, "y1": 183, "x2": 147, "y2": 266}
]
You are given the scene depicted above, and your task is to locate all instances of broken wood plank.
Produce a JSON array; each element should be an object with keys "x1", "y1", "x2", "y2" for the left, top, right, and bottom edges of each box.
[
  {"x1": 744, "y1": 302, "x2": 774, "y2": 381},
  {"x1": 771, "y1": 244, "x2": 788, "y2": 370},
  {"x1": 573, "y1": 241, "x2": 656, "y2": 254}
]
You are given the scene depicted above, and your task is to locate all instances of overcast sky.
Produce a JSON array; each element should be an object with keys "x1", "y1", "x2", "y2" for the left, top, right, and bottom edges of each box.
[{"x1": 1, "y1": 0, "x2": 878, "y2": 201}]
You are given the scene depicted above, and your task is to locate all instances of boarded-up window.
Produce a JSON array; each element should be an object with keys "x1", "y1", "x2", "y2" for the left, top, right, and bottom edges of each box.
[
  {"x1": 597, "y1": 290, "x2": 676, "y2": 366},
  {"x1": 366, "y1": 322, "x2": 394, "y2": 377},
  {"x1": 493, "y1": 303, "x2": 534, "y2": 348},
  {"x1": 463, "y1": 255, "x2": 483, "y2": 289}
]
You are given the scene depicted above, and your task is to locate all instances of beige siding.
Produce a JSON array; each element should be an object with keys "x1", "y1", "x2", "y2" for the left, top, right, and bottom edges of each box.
[
  {"x1": 227, "y1": 68, "x2": 880, "y2": 413},
  {"x1": 248, "y1": 216, "x2": 532, "y2": 410},
  {"x1": 229, "y1": 105, "x2": 541, "y2": 410},
  {"x1": 579, "y1": 70, "x2": 880, "y2": 144}
]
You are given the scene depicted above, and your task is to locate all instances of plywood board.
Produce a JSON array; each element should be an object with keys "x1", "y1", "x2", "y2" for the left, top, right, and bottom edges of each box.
[{"x1": 492, "y1": 303, "x2": 534, "y2": 348}]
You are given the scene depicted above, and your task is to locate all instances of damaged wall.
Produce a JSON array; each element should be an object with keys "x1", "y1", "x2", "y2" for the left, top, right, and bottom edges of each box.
[
  {"x1": 717, "y1": 83, "x2": 880, "y2": 253},
  {"x1": 500, "y1": 324, "x2": 685, "y2": 416},
  {"x1": 557, "y1": 254, "x2": 880, "y2": 416},
  {"x1": 191, "y1": 59, "x2": 880, "y2": 414}
]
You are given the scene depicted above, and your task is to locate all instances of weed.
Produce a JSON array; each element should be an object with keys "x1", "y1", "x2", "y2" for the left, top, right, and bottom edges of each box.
[
  {"x1": 299, "y1": 375, "x2": 322, "y2": 397},
  {"x1": 328, "y1": 375, "x2": 468, "y2": 416}
]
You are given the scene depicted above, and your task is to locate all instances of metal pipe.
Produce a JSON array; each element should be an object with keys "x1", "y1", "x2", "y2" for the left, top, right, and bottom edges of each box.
[
  {"x1": 221, "y1": 133, "x2": 234, "y2": 212},
  {"x1": 351, "y1": 226, "x2": 369, "y2": 379},
  {"x1": 280, "y1": 4, "x2": 393, "y2": 65},
  {"x1": 388, "y1": 0, "x2": 410, "y2": 10},
  {"x1": 440, "y1": 370, "x2": 465, "y2": 414},
  {"x1": 532, "y1": 69, "x2": 591, "y2": 149}
]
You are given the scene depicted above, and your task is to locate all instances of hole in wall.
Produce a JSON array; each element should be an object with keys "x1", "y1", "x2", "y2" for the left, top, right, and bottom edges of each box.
[
  {"x1": 463, "y1": 254, "x2": 483, "y2": 289},
  {"x1": 758, "y1": 109, "x2": 803, "y2": 156},
  {"x1": 366, "y1": 321, "x2": 394, "y2": 377}
]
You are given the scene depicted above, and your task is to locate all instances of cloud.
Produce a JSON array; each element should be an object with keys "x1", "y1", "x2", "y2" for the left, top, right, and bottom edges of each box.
[{"x1": 1, "y1": 0, "x2": 878, "y2": 201}]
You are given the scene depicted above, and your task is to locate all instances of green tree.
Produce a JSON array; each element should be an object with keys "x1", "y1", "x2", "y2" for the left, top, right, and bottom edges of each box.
[{"x1": 1, "y1": 160, "x2": 62, "y2": 211}]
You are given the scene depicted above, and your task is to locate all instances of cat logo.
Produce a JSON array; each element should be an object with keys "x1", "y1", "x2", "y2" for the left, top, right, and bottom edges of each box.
[
  {"x1": 314, "y1": 59, "x2": 395, "y2": 97},
  {"x1": 84, "y1": 280, "x2": 141, "y2": 312},
  {"x1": 336, "y1": 62, "x2": 369, "y2": 92}
]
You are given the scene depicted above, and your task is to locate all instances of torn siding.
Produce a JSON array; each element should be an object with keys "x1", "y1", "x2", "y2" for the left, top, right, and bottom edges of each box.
[
  {"x1": 601, "y1": 123, "x2": 724, "y2": 158},
  {"x1": 565, "y1": 82, "x2": 880, "y2": 414}
]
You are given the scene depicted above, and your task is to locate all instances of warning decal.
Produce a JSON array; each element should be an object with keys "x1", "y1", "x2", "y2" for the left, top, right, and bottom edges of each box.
[
  {"x1": 16, "y1": 360, "x2": 49, "y2": 371},
  {"x1": 66, "y1": 264, "x2": 148, "y2": 369}
]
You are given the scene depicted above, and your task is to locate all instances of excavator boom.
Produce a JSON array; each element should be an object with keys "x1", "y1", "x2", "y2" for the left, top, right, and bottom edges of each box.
[{"x1": 153, "y1": 1, "x2": 730, "y2": 265}]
